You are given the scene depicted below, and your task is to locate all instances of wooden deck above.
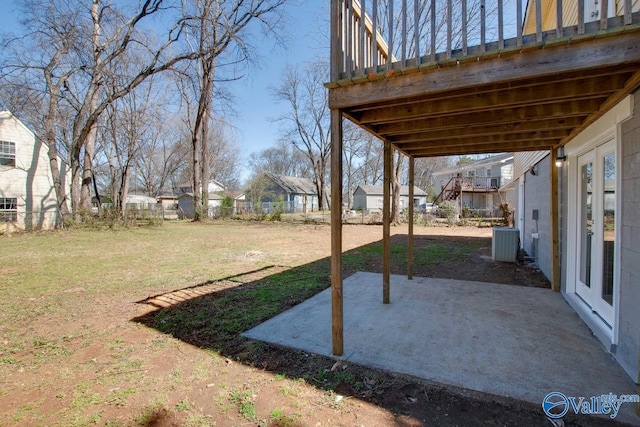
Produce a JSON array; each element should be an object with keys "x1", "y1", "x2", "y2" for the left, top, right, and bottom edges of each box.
[{"x1": 328, "y1": 0, "x2": 640, "y2": 157}]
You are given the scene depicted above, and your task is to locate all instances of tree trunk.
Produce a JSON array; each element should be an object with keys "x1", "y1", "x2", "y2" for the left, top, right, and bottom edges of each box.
[
  {"x1": 192, "y1": 131, "x2": 202, "y2": 221},
  {"x1": 79, "y1": 0, "x2": 103, "y2": 214},
  {"x1": 80, "y1": 123, "x2": 97, "y2": 213},
  {"x1": 391, "y1": 150, "x2": 404, "y2": 225},
  {"x1": 118, "y1": 164, "x2": 130, "y2": 220},
  {"x1": 70, "y1": 148, "x2": 82, "y2": 222},
  {"x1": 43, "y1": 88, "x2": 71, "y2": 226}
]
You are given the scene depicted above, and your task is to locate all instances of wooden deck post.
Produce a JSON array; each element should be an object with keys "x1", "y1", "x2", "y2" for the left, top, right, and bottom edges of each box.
[
  {"x1": 383, "y1": 140, "x2": 391, "y2": 304},
  {"x1": 330, "y1": 0, "x2": 343, "y2": 356},
  {"x1": 330, "y1": 109, "x2": 344, "y2": 356},
  {"x1": 408, "y1": 156, "x2": 414, "y2": 280},
  {"x1": 550, "y1": 147, "x2": 561, "y2": 292}
]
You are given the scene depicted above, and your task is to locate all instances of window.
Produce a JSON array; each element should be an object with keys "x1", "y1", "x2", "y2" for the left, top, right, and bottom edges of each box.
[
  {"x1": 0, "y1": 141, "x2": 16, "y2": 167},
  {"x1": 377, "y1": 198, "x2": 383, "y2": 206},
  {"x1": 0, "y1": 198, "x2": 17, "y2": 222}
]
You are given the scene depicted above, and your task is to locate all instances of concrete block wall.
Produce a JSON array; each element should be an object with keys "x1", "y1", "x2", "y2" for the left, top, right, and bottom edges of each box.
[
  {"x1": 522, "y1": 156, "x2": 552, "y2": 281},
  {"x1": 619, "y1": 90, "x2": 640, "y2": 384}
]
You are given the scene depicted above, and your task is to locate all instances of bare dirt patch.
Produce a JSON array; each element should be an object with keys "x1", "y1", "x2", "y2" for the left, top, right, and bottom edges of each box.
[{"x1": 0, "y1": 222, "x2": 626, "y2": 426}]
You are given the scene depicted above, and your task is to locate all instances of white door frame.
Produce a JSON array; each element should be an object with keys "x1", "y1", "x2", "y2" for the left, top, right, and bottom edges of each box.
[{"x1": 565, "y1": 126, "x2": 622, "y2": 349}]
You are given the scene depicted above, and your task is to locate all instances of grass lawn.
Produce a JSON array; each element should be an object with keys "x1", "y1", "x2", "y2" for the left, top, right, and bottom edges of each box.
[{"x1": 0, "y1": 221, "x2": 551, "y2": 426}]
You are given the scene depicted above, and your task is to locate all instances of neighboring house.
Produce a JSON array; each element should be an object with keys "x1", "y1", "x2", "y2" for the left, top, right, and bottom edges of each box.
[
  {"x1": 125, "y1": 194, "x2": 159, "y2": 209},
  {"x1": 523, "y1": 0, "x2": 640, "y2": 35},
  {"x1": 175, "y1": 178, "x2": 227, "y2": 219},
  {"x1": 352, "y1": 185, "x2": 427, "y2": 213},
  {"x1": 0, "y1": 110, "x2": 69, "y2": 230},
  {"x1": 158, "y1": 195, "x2": 178, "y2": 219},
  {"x1": 177, "y1": 192, "x2": 223, "y2": 219},
  {"x1": 251, "y1": 173, "x2": 323, "y2": 213},
  {"x1": 432, "y1": 153, "x2": 514, "y2": 215},
  {"x1": 228, "y1": 191, "x2": 246, "y2": 215},
  {"x1": 158, "y1": 195, "x2": 178, "y2": 210},
  {"x1": 176, "y1": 178, "x2": 225, "y2": 195}
]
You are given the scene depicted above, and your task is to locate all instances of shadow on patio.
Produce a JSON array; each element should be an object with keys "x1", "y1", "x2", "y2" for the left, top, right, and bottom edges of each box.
[{"x1": 133, "y1": 232, "x2": 636, "y2": 426}]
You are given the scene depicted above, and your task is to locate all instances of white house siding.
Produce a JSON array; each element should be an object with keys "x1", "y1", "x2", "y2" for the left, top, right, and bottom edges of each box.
[
  {"x1": 0, "y1": 112, "x2": 63, "y2": 230},
  {"x1": 513, "y1": 151, "x2": 548, "y2": 179},
  {"x1": 619, "y1": 90, "x2": 640, "y2": 384},
  {"x1": 499, "y1": 163, "x2": 514, "y2": 183}
]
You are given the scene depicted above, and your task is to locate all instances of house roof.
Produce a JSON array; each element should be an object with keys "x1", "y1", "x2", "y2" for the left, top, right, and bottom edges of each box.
[
  {"x1": 177, "y1": 192, "x2": 224, "y2": 200},
  {"x1": 177, "y1": 178, "x2": 226, "y2": 190},
  {"x1": 0, "y1": 110, "x2": 36, "y2": 140},
  {"x1": 355, "y1": 185, "x2": 427, "y2": 197},
  {"x1": 434, "y1": 153, "x2": 514, "y2": 176},
  {"x1": 265, "y1": 173, "x2": 317, "y2": 195}
]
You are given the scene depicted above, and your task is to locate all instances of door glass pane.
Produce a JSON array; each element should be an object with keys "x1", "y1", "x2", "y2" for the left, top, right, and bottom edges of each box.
[
  {"x1": 602, "y1": 153, "x2": 615, "y2": 305},
  {"x1": 580, "y1": 162, "x2": 593, "y2": 287}
]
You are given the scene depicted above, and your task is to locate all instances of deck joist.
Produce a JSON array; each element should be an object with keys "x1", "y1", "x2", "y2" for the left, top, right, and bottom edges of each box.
[{"x1": 328, "y1": 25, "x2": 640, "y2": 157}]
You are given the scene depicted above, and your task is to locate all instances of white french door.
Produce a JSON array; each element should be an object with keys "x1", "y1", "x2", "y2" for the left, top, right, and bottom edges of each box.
[{"x1": 575, "y1": 140, "x2": 616, "y2": 326}]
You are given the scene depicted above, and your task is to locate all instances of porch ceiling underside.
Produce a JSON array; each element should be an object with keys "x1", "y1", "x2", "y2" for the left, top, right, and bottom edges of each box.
[{"x1": 329, "y1": 31, "x2": 640, "y2": 158}]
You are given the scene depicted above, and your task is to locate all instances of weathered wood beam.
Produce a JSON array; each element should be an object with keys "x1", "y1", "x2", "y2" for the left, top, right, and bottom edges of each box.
[
  {"x1": 408, "y1": 156, "x2": 414, "y2": 280},
  {"x1": 394, "y1": 129, "x2": 569, "y2": 148},
  {"x1": 383, "y1": 140, "x2": 391, "y2": 304},
  {"x1": 372, "y1": 100, "x2": 602, "y2": 136},
  {"x1": 328, "y1": 31, "x2": 640, "y2": 109},
  {"x1": 356, "y1": 76, "x2": 625, "y2": 125},
  {"x1": 409, "y1": 145, "x2": 548, "y2": 158},
  {"x1": 346, "y1": 65, "x2": 638, "y2": 114},
  {"x1": 386, "y1": 117, "x2": 582, "y2": 143},
  {"x1": 557, "y1": 69, "x2": 640, "y2": 148},
  {"x1": 330, "y1": 109, "x2": 343, "y2": 356},
  {"x1": 407, "y1": 139, "x2": 559, "y2": 157}
]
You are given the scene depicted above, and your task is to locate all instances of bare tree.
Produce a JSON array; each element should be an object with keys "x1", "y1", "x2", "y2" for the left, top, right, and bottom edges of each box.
[
  {"x1": 177, "y1": 0, "x2": 287, "y2": 219},
  {"x1": 414, "y1": 156, "x2": 452, "y2": 199},
  {"x1": 274, "y1": 63, "x2": 331, "y2": 210},
  {"x1": 134, "y1": 119, "x2": 190, "y2": 197},
  {"x1": 3, "y1": 0, "x2": 259, "y2": 222},
  {"x1": 97, "y1": 73, "x2": 169, "y2": 217},
  {"x1": 248, "y1": 140, "x2": 312, "y2": 179},
  {"x1": 0, "y1": 0, "x2": 86, "y2": 225},
  {"x1": 356, "y1": 133, "x2": 384, "y2": 186},
  {"x1": 207, "y1": 119, "x2": 242, "y2": 190}
]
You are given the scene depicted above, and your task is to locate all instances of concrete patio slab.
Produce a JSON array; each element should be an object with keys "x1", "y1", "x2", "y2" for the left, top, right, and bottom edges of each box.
[{"x1": 243, "y1": 271, "x2": 640, "y2": 425}]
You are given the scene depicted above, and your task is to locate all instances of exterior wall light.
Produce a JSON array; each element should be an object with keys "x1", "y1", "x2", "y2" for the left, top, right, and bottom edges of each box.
[{"x1": 555, "y1": 146, "x2": 566, "y2": 167}]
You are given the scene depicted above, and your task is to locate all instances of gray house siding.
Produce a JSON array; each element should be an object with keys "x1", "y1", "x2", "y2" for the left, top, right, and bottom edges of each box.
[
  {"x1": 619, "y1": 90, "x2": 640, "y2": 383},
  {"x1": 352, "y1": 186, "x2": 427, "y2": 212},
  {"x1": 522, "y1": 156, "x2": 552, "y2": 281}
]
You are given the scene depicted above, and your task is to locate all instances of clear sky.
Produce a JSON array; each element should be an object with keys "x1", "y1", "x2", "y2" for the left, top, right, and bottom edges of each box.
[{"x1": 0, "y1": 0, "x2": 327, "y2": 183}]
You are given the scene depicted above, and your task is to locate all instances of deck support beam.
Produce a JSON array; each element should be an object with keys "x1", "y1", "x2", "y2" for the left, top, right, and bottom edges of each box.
[
  {"x1": 408, "y1": 156, "x2": 414, "y2": 280},
  {"x1": 383, "y1": 140, "x2": 391, "y2": 303},
  {"x1": 331, "y1": 109, "x2": 344, "y2": 356},
  {"x1": 550, "y1": 147, "x2": 560, "y2": 292}
]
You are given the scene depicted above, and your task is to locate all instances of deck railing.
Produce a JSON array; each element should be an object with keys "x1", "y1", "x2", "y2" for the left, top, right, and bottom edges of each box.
[
  {"x1": 330, "y1": 0, "x2": 640, "y2": 81},
  {"x1": 440, "y1": 176, "x2": 501, "y2": 191}
]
